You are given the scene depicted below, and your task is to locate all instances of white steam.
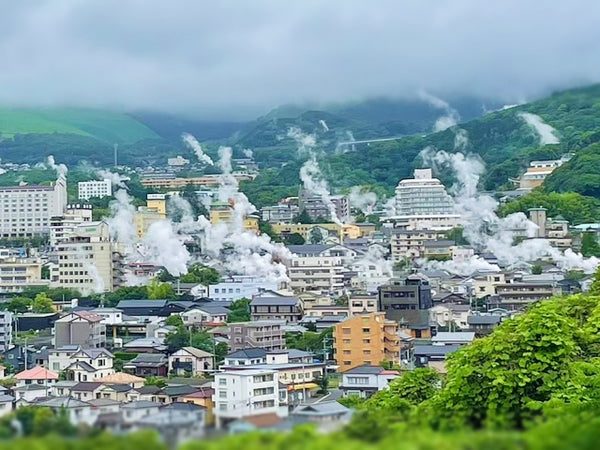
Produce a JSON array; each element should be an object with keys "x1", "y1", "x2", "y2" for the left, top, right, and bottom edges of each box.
[
  {"x1": 419, "y1": 90, "x2": 460, "y2": 132},
  {"x1": 142, "y1": 221, "x2": 190, "y2": 277},
  {"x1": 46, "y1": 155, "x2": 68, "y2": 178},
  {"x1": 243, "y1": 148, "x2": 254, "y2": 159},
  {"x1": 518, "y1": 112, "x2": 560, "y2": 145},
  {"x1": 348, "y1": 186, "x2": 377, "y2": 215},
  {"x1": 182, "y1": 133, "x2": 214, "y2": 165},
  {"x1": 319, "y1": 119, "x2": 329, "y2": 132}
]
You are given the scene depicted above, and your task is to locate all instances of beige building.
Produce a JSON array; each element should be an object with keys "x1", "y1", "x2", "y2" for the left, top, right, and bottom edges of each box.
[
  {"x1": 390, "y1": 229, "x2": 445, "y2": 261},
  {"x1": 216, "y1": 320, "x2": 286, "y2": 352},
  {"x1": 333, "y1": 312, "x2": 400, "y2": 372},
  {"x1": 465, "y1": 272, "x2": 506, "y2": 298},
  {"x1": 287, "y1": 245, "x2": 347, "y2": 295},
  {"x1": 348, "y1": 295, "x2": 378, "y2": 316},
  {"x1": 0, "y1": 254, "x2": 48, "y2": 294},
  {"x1": 51, "y1": 221, "x2": 115, "y2": 293}
]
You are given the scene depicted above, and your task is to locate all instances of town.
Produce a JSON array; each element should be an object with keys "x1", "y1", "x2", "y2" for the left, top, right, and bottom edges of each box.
[{"x1": 0, "y1": 145, "x2": 595, "y2": 446}]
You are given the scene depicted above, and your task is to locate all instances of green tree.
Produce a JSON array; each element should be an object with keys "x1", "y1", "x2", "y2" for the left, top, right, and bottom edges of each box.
[
  {"x1": 227, "y1": 298, "x2": 251, "y2": 323},
  {"x1": 4, "y1": 296, "x2": 32, "y2": 313},
  {"x1": 165, "y1": 314, "x2": 184, "y2": 329},
  {"x1": 581, "y1": 232, "x2": 600, "y2": 257},
  {"x1": 531, "y1": 264, "x2": 543, "y2": 275},
  {"x1": 144, "y1": 376, "x2": 167, "y2": 388},
  {"x1": 31, "y1": 293, "x2": 54, "y2": 313},
  {"x1": 178, "y1": 263, "x2": 221, "y2": 285},
  {"x1": 283, "y1": 232, "x2": 305, "y2": 245},
  {"x1": 308, "y1": 227, "x2": 324, "y2": 244},
  {"x1": 147, "y1": 279, "x2": 176, "y2": 299},
  {"x1": 293, "y1": 210, "x2": 313, "y2": 224}
]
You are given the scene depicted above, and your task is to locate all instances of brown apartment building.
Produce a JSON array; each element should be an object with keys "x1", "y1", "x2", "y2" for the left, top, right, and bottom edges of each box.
[{"x1": 332, "y1": 312, "x2": 400, "y2": 372}]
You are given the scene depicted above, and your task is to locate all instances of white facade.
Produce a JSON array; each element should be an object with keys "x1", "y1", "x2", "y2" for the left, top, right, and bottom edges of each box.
[
  {"x1": 0, "y1": 311, "x2": 12, "y2": 352},
  {"x1": 0, "y1": 176, "x2": 67, "y2": 238},
  {"x1": 50, "y1": 221, "x2": 114, "y2": 293},
  {"x1": 394, "y1": 169, "x2": 454, "y2": 216},
  {"x1": 213, "y1": 369, "x2": 280, "y2": 428},
  {"x1": 209, "y1": 276, "x2": 279, "y2": 302},
  {"x1": 78, "y1": 179, "x2": 112, "y2": 200}
]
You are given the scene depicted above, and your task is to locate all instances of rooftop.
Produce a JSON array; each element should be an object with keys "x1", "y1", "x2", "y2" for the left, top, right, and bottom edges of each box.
[
  {"x1": 15, "y1": 366, "x2": 58, "y2": 381},
  {"x1": 98, "y1": 372, "x2": 145, "y2": 384}
]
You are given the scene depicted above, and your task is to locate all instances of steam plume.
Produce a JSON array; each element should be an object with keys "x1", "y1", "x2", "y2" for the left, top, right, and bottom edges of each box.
[
  {"x1": 517, "y1": 112, "x2": 560, "y2": 145},
  {"x1": 182, "y1": 133, "x2": 214, "y2": 165},
  {"x1": 348, "y1": 186, "x2": 377, "y2": 215},
  {"x1": 46, "y1": 155, "x2": 68, "y2": 178},
  {"x1": 419, "y1": 90, "x2": 460, "y2": 132}
]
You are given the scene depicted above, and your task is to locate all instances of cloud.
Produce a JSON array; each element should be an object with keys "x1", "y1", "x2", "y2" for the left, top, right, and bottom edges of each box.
[{"x1": 1, "y1": 1, "x2": 600, "y2": 118}]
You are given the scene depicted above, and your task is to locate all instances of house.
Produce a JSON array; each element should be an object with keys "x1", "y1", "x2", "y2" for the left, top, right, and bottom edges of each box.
[
  {"x1": 169, "y1": 347, "x2": 214, "y2": 376},
  {"x1": 15, "y1": 366, "x2": 59, "y2": 388},
  {"x1": 71, "y1": 381, "x2": 104, "y2": 402},
  {"x1": 250, "y1": 296, "x2": 302, "y2": 323},
  {"x1": 227, "y1": 413, "x2": 287, "y2": 435},
  {"x1": 133, "y1": 403, "x2": 206, "y2": 447},
  {"x1": 218, "y1": 320, "x2": 286, "y2": 352},
  {"x1": 51, "y1": 380, "x2": 78, "y2": 397},
  {"x1": 339, "y1": 365, "x2": 399, "y2": 398},
  {"x1": 13, "y1": 384, "x2": 49, "y2": 403},
  {"x1": 63, "y1": 348, "x2": 115, "y2": 382},
  {"x1": 467, "y1": 314, "x2": 502, "y2": 336},
  {"x1": 0, "y1": 395, "x2": 14, "y2": 418},
  {"x1": 291, "y1": 401, "x2": 352, "y2": 432},
  {"x1": 124, "y1": 353, "x2": 169, "y2": 377},
  {"x1": 115, "y1": 300, "x2": 169, "y2": 317},
  {"x1": 430, "y1": 304, "x2": 471, "y2": 330},
  {"x1": 34, "y1": 396, "x2": 96, "y2": 426},
  {"x1": 126, "y1": 385, "x2": 162, "y2": 402},
  {"x1": 181, "y1": 306, "x2": 229, "y2": 327},
  {"x1": 54, "y1": 311, "x2": 106, "y2": 348},
  {"x1": 179, "y1": 387, "x2": 215, "y2": 424},
  {"x1": 121, "y1": 400, "x2": 162, "y2": 425},
  {"x1": 413, "y1": 344, "x2": 461, "y2": 372},
  {"x1": 212, "y1": 369, "x2": 280, "y2": 429},
  {"x1": 1, "y1": 344, "x2": 38, "y2": 373},
  {"x1": 431, "y1": 332, "x2": 475, "y2": 346},
  {"x1": 98, "y1": 372, "x2": 145, "y2": 388},
  {"x1": 97, "y1": 383, "x2": 133, "y2": 402},
  {"x1": 122, "y1": 337, "x2": 167, "y2": 353}
]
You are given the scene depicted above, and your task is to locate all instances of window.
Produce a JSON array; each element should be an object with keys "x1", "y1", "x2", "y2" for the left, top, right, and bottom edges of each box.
[
  {"x1": 362, "y1": 328, "x2": 370, "y2": 334},
  {"x1": 219, "y1": 390, "x2": 227, "y2": 398},
  {"x1": 362, "y1": 339, "x2": 370, "y2": 344},
  {"x1": 343, "y1": 339, "x2": 351, "y2": 344},
  {"x1": 342, "y1": 328, "x2": 351, "y2": 335},
  {"x1": 219, "y1": 378, "x2": 227, "y2": 385}
]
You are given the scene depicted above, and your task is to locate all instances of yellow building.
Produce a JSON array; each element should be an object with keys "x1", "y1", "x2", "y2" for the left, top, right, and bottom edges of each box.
[
  {"x1": 134, "y1": 207, "x2": 166, "y2": 239},
  {"x1": 140, "y1": 174, "x2": 255, "y2": 190},
  {"x1": 272, "y1": 223, "x2": 362, "y2": 241},
  {"x1": 146, "y1": 193, "x2": 167, "y2": 216},
  {"x1": 209, "y1": 202, "x2": 260, "y2": 233},
  {"x1": 333, "y1": 312, "x2": 400, "y2": 372}
]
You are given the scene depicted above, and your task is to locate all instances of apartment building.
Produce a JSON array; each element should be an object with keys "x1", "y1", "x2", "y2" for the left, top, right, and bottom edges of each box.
[
  {"x1": 208, "y1": 276, "x2": 279, "y2": 302},
  {"x1": 49, "y1": 205, "x2": 93, "y2": 248},
  {"x1": 493, "y1": 282, "x2": 561, "y2": 311},
  {"x1": 378, "y1": 276, "x2": 433, "y2": 331},
  {"x1": 140, "y1": 174, "x2": 254, "y2": 190},
  {"x1": 273, "y1": 223, "x2": 363, "y2": 241},
  {"x1": 287, "y1": 244, "x2": 357, "y2": 295},
  {"x1": 250, "y1": 296, "x2": 302, "y2": 323},
  {"x1": 348, "y1": 295, "x2": 378, "y2": 316},
  {"x1": 390, "y1": 229, "x2": 446, "y2": 261},
  {"x1": 51, "y1": 221, "x2": 114, "y2": 293},
  {"x1": 212, "y1": 369, "x2": 280, "y2": 428},
  {"x1": 54, "y1": 311, "x2": 107, "y2": 348},
  {"x1": 299, "y1": 190, "x2": 350, "y2": 223},
  {"x1": 0, "y1": 255, "x2": 48, "y2": 294},
  {"x1": 333, "y1": 312, "x2": 400, "y2": 372},
  {"x1": 0, "y1": 176, "x2": 67, "y2": 238},
  {"x1": 77, "y1": 179, "x2": 112, "y2": 200},
  {"x1": 208, "y1": 202, "x2": 259, "y2": 233},
  {"x1": 0, "y1": 311, "x2": 13, "y2": 352},
  {"x1": 261, "y1": 203, "x2": 299, "y2": 224},
  {"x1": 221, "y1": 320, "x2": 286, "y2": 352}
]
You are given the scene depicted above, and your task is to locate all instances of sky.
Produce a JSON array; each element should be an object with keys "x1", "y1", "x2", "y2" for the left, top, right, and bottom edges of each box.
[{"x1": 1, "y1": 0, "x2": 600, "y2": 119}]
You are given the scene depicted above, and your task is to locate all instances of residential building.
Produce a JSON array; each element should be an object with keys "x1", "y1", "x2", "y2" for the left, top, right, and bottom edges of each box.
[
  {"x1": 413, "y1": 344, "x2": 460, "y2": 372},
  {"x1": 134, "y1": 206, "x2": 166, "y2": 239},
  {"x1": 140, "y1": 174, "x2": 254, "y2": 190},
  {"x1": 0, "y1": 176, "x2": 67, "y2": 238},
  {"x1": 78, "y1": 179, "x2": 112, "y2": 200},
  {"x1": 333, "y1": 312, "x2": 400, "y2": 371},
  {"x1": 0, "y1": 395, "x2": 14, "y2": 418},
  {"x1": 378, "y1": 276, "x2": 433, "y2": 331},
  {"x1": 167, "y1": 155, "x2": 190, "y2": 167},
  {"x1": 168, "y1": 347, "x2": 214, "y2": 376},
  {"x1": 250, "y1": 296, "x2": 302, "y2": 323},
  {"x1": 423, "y1": 240, "x2": 456, "y2": 260},
  {"x1": 273, "y1": 223, "x2": 363, "y2": 242},
  {"x1": 493, "y1": 282, "x2": 561, "y2": 310},
  {"x1": 261, "y1": 203, "x2": 299, "y2": 224},
  {"x1": 0, "y1": 311, "x2": 12, "y2": 352},
  {"x1": 219, "y1": 320, "x2": 286, "y2": 352},
  {"x1": 181, "y1": 306, "x2": 228, "y2": 326},
  {"x1": 430, "y1": 304, "x2": 470, "y2": 330},
  {"x1": 212, "y1": 369, "x2": 280, "y2": 428},
  {"x1": 209, "y1": 276, "x2": 279, "y2": 302},
  {"x1": 390, "y1": 229, "x2": 445, "y2": 261},
  {"x1": 291, "y1": 402, "x2": 352, "y2": 433},
  {"x1": 123, "y1": 353, "x2": 169, "y2": 377},
  {"x1": 463, "y1": 271, "x2": 506, "y2": 299},
  {"x1": 49, "y1": 346, "x2": 114, "y2": 381},
  {"x1": 467, "y1": 314, "x2": 502, "y2": 335},
  {"x1": 54, "y1": 311, "x2": 107, "y2": 348},
  {"x1": 287, "y1": 244, "x2": 357, "y2": 295},
  {"x1": 348, "y1": 295, "x2": 378, "y2": 317},
  {"x1": 49, "y1": 208, "x2": 93, "y2": 249},
  {"x1": 431, "y1": 331, "x2": 475, "y2": 346},
  {"x1": 208, "y1": 202, "x2": 259, "y2": 233},
  {"x1": 15, "y1": 366, "x2": 58, "y2": 388},
  {"x1": 299, "y1": 190, "x2": 350, "y2": 223},
  {"x1": 51, "y1": 221, "x2": 114, "y2": 293},
  {"x1": 339, "y1": 365, "x2": 399, "y2": 398}
]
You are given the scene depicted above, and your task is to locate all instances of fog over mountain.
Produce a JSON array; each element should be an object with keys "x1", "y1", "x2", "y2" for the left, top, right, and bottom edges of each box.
[{"x1": 1, "y1": 1, "x2": 599, "y2": 119}]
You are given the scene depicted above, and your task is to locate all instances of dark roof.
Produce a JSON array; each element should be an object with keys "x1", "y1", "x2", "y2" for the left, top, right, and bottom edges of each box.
[
  {"x1": 116, "y1": 300, "x2": 168, "y2": 308},
  {"x1": 72, "y1": 382, "x2": 103, "y2": 392},
  {"x1": 467, "y1": 315, "x2": 502, "y2": 325},
  {"x1": 0, "y1": 394, "x2": 14, "y2": 403},
  {"x1": 250, "y1": 296, "x2": 299, "y2": 306},
  {"x1": 293, "y1": 401, "x2": 349, "y2": 416},
  {"x1": 287, "y1": 244, "x2": 331, "y2": 255},
  {"x1": 413, "y1": 345, "x2": 461, "y2": 357},
  {"x1": 226, "y1": 348, "x2": 267, "y2": 359},
  {"x1": 162, "y1": 385, "x2": 199, "y2": 397},
  {"x1": 343, "y1": 365, "x2": 384, "y2": 375},
  {"x1": 104, "y1": 384, "x2": 133, "y2": 393},
  {"x1": 162, "y1": 402, "x2": 205, "y2": 412},
  {"x1": 66, "y1": 361, "x2": 96, "y2": 373},
  {"x1": 127, "y1": 353, "x2": 168, "y2": 367},
  {"x1": 122, "y1": 400, "x2": 161, "y2": 409},
  {"x1": 135, "y1": 385, "x2": 162, "y2": 395}
]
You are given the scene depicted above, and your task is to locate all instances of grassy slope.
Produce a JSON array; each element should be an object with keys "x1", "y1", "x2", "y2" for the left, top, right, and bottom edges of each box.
[{"x1": 0, "y1": 107, "x2": 159, "y2": 143}]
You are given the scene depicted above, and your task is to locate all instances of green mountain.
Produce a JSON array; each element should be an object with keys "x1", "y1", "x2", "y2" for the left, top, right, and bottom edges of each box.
[{"x1": 241, "y1": 84, "x2": 600, "y2": 208}]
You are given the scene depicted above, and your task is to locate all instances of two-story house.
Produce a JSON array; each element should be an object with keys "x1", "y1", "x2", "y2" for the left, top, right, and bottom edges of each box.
[
  {"x1": 339, "y1": 365, "x2": 399, "y2": 398},
  {"x1": 54, "y1": 311, "x2": 106, "y2": 348},
  {"x1": 250, "y1": 296, "x2": 302, "y2": 323},
  {"x1": 168, "y1": 347, "x2": 214, "y2": 376}
]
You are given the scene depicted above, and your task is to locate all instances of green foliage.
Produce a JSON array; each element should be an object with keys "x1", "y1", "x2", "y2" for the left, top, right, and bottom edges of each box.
[
  {"x1": 258, "y1": 221, "x2": 280, "y2": 242},
  {"x1": 286, "y1": 328, "x2": 332, "y2": 358},
  {"x1": 4, "y1": 296, "x2": 32, "y2": 313},
  {"x1": 31, "y1": 293, "x2": 54, "y2": 313},
  {"x1": 308, "y1": 227, "x2": 324, "y2": 244},
  {"x1": 581, "y1": 232, "x2": 600, "y2": 257},
  {"x1": 165, "y1": 314, "x2": 184, "y2": 329},
  {"x1": 499, "y1": 190, "x2": 600, "y2": 225},
  {"x1": 283, "y1": 232, "x2": 305, "y2": 245},
  {"x1": 293, "y1": 210, "x2": 313, "y2": 224},
  {"x1": 147, "y1": 279, "x2": 176, "y2": 300},
  {"x1": 227, "y1": 298, "x2": 251, "y2": 323},
  {"x1": 144, "y1": 376, "x2": 167, "y2": 388},
  {"x1": 103, "y1": 286, "x2": 149, "y2": 307},
  {"x1": 544, "y1": 142, "x2": 600, "y2": 197},
  {"x1": 178, "y1": 264, "x2": 221, "y2": 285},
  {"x1": 531, "y1": 264, "x2": 543, "y2": 275}
]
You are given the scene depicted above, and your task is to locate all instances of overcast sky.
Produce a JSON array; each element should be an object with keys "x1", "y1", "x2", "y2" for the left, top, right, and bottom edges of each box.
[{"x1": 1, "y1": 1, "x2": 600, "y2": 119}]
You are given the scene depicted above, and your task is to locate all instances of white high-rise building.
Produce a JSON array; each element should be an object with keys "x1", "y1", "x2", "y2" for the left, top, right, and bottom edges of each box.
[
  {"x1": 0, "y1": 176, "x2": 67, "y2": 238},
  {"x1": 392, "y1": 169, "x2": 460, "y2": 231},
  {"x1": 78, "y1": 179, "x2": 112, "y2": 200}
]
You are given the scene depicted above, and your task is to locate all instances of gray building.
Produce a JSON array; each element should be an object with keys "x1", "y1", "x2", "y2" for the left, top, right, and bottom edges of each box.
[
  {"x1": 0, "y1": 311, "x2": 12, "y2": 352},
  {"x1": 299, "y1": 190, "x2": 350, "y2": 223},
  {"x1": 250, "y1": 296, "x2": 302, "y2": 323},
  {"x1": 54, "y1": 311, "x2": 106, "y2": 348},
  {"x1": 220, "y1": 320, "x2": 286, "y2": 352},
  {"x1": 378, "y1": 275, "x2": 433, "y2": 329}
]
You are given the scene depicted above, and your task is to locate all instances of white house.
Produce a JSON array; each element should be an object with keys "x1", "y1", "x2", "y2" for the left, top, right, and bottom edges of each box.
[
  {"x1": 212, "y1": 369, "x2": 281, "y2": 429},
  {"x1": 0, "y1": 395, "x2": 14, "y2": 418},
  {"x1": 49, "y1": 346, "x2": 114, "y2": 381},
  {"x1": 339, "y1": 365, "x2": 399, "y2": 398},
  {"x1": 168, "y1": 347, "x2": 214, "y2": 376},
  {"x1": 181, "y1": 306, "x2": 229, "y2": 326},
  {"x1": 208, "y1": 275, "x2": 279, "y2": 302}
]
